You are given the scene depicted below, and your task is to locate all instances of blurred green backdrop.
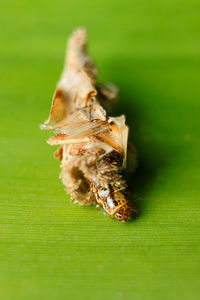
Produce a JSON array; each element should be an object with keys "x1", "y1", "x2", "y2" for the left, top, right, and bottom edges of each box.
[{"x1": 0, "y1": 1, "x2": 200, "y2": 299}]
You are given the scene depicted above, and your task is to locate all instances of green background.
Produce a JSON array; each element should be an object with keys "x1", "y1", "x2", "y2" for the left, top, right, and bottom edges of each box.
[{"x1": 0, "y1": 1, "x2": 200, "y2": 299}]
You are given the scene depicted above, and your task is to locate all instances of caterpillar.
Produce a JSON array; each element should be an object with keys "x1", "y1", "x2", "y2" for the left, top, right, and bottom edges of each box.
[{"x1": 41, "y1": 28, "x2": 136, "y2": 221}]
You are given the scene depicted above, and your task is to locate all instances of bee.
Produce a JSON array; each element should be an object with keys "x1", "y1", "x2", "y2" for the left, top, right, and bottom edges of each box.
[{"x1": 40, "y1": 28, "x2": 136, "y2": 221}]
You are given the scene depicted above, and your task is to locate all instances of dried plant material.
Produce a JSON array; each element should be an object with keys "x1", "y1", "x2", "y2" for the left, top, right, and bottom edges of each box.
[{"x1": 41, "y1": 28, "x2": 137, "y2": 221}]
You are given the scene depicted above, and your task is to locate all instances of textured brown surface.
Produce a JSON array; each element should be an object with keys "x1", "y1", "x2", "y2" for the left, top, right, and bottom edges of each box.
[{"x1": 41, "y1": 29, "x2": 131, "y2": 220}]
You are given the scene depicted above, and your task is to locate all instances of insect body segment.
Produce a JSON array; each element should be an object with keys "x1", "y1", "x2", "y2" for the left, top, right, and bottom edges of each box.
[{"x1": 92, "y1": 184, "x2": 132, "y2": 221}]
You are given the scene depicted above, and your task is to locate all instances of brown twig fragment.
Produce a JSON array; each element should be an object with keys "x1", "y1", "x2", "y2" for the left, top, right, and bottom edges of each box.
[{"x1": 41, "y1": 28, "x2": 136, "y2": 221}]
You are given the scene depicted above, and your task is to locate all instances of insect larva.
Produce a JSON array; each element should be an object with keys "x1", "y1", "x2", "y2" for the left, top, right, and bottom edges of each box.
[{"x1": 41, "y1": 28, "x2": 136, "y2": 221}]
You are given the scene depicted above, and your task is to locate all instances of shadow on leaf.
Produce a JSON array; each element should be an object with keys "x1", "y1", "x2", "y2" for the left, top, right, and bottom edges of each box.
[{"x1": 101, "y1": 56, "x2": 175, "y2": 219}]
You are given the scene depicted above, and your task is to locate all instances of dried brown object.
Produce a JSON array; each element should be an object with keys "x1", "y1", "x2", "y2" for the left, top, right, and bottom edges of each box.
[{"x1": 41, "y1": 28, "x2": 136, "y2": 221}]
